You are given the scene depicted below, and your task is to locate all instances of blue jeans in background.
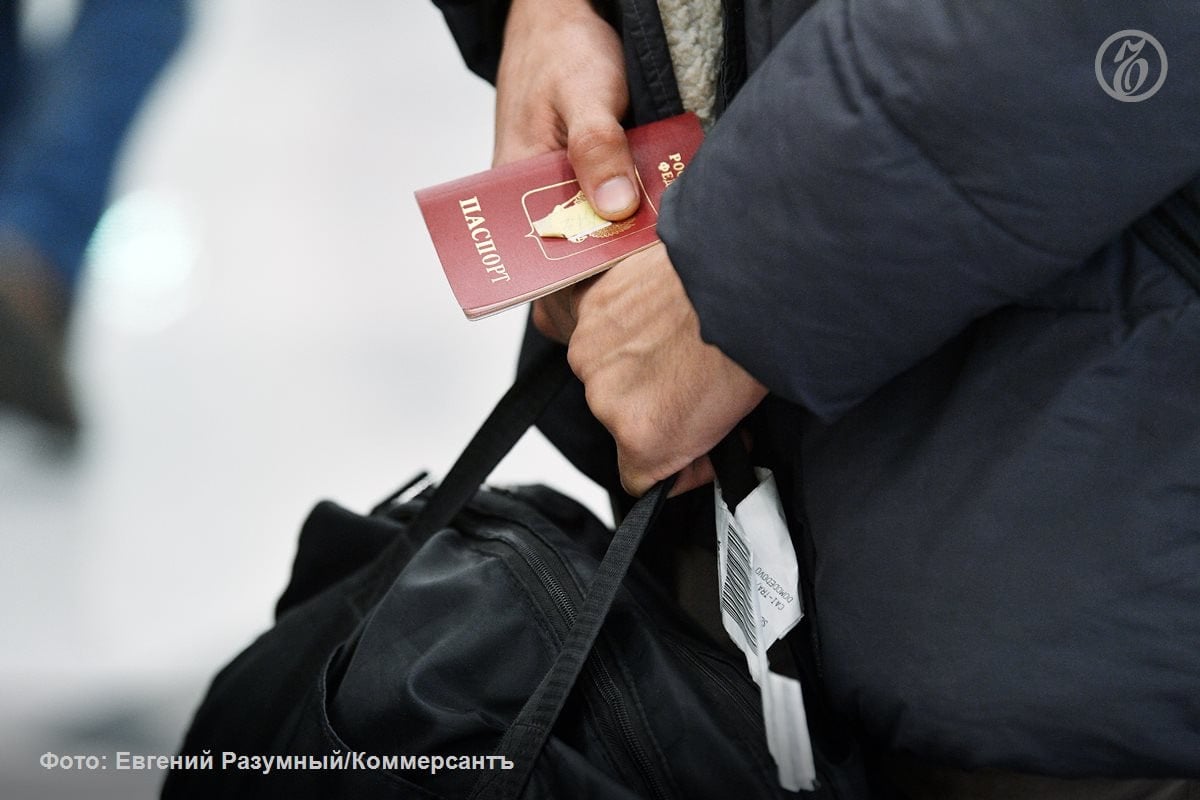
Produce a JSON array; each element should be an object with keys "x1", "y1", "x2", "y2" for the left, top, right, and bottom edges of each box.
[{"x1": 0, "y1": 0, "x2": 188, "y2": 295}]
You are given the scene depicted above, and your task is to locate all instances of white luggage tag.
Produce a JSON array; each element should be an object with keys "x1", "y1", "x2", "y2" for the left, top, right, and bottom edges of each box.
[{"x1": 714, "y1": 460, "x2": 816, "y2": 793}]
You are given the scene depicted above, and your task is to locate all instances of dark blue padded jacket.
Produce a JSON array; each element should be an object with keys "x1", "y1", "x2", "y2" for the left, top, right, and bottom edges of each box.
[{"x1": 436, "y1": 0, "x2": 1200, "y2": 779}]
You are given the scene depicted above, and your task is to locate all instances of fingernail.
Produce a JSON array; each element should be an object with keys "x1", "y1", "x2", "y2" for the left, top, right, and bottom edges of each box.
[{"x1": 594, "y1": 176, "x2": 637, "y2": 216}]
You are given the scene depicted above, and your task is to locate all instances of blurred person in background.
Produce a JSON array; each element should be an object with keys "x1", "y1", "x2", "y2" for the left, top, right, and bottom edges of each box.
[{"x1": 0, "y1": 0, "x2": 187, "y2": 435}]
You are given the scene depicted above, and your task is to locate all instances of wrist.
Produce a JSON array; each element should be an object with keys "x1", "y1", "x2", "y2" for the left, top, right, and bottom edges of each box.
[{"x1": 506, "y1": 0, "x2": 603, "y2": 38}]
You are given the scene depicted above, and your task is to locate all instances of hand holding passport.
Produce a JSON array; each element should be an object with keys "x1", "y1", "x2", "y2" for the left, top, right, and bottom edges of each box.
[
  {"x1": 415, "y1": 113, "x2": 703, "y2": 320},
  {"x1": 415, "y1": 111, "x2": 763, "y2": 499}
]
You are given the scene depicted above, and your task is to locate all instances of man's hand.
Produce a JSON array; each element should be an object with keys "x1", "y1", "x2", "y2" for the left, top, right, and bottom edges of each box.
[
  {"x1": 537, "y1": 244, "x2": 769, "y2": 497},
  {"x1": 494, "y1": 0, "x2": 639, "y2": 220}
]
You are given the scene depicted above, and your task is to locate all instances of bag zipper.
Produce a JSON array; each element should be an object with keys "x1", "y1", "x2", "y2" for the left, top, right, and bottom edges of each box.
[
  {"x1": 461, "y1": 503, "x2": 676, "y2": 800},
  {"x1": 666, "y1": 633, "x2": 839, "y2": 795},
  {"x1": 662, "y1": 634, "x2": 760, "y2": 731}
]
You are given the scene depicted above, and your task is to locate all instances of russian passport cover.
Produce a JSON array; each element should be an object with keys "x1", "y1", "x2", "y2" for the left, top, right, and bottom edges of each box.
[{"x1": 416, "y1": 113, "x2": 703, "y2": 319}]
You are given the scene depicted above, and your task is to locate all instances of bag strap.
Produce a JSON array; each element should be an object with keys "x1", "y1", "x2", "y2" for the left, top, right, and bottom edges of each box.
[
  {"x1": 404, "y1": 353, "x2": 575, "y2": 542},
  {"x1": 342, "y1": 352, "x2": 576, "y2": 630},
  {"x1": 468, "y1": 474, "x2": 676, "y2": 800},
  {"x1": 362, "y1": 352, "x2": 574, "y2": 593}
]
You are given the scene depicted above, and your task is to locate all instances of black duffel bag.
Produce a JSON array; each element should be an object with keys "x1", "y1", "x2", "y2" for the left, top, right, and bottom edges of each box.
[{"x1": 161, "y1": 354, "x2": 878, "y2": 799}]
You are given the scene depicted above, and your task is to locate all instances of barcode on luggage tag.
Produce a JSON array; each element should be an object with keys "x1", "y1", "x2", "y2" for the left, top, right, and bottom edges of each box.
[
  {"x1": 714, "y1": 476, "x2": 818, "y2": 792},
  {"x1": 720, "y1": 520, "x2": 758, "y2": 653}
]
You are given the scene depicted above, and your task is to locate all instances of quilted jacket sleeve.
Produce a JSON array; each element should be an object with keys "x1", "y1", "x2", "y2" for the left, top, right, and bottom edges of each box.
[{"x1": 659, "y1": 1, "x2": 1200, "y2": 420}]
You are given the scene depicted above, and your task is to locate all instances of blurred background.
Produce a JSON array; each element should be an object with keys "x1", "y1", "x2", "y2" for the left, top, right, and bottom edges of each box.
[{"x1": 0, "y1": 1, "x2": 607, "y2": 797}]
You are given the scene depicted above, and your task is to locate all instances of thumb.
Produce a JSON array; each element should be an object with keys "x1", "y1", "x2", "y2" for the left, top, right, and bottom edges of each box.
[{"x1": 565, "y1": 113, "x2": 640, "y2": 221}]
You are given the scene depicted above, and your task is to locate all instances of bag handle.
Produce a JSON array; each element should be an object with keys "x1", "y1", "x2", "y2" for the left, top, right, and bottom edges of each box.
[
  {"x1": 401, "y1": 352, "x2": 576, "y2": 543},
  {"x1": 348, "y1": 351, "x2": 578, "y2": 610},
  {"x1": 468, "y1": 473, "x2": 676, "y2": 800}
]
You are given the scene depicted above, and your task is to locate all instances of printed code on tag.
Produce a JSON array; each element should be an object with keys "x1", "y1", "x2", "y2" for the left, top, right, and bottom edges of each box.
[{"x1": 721, "y1": 521, "x2": 757, "y2": 652}]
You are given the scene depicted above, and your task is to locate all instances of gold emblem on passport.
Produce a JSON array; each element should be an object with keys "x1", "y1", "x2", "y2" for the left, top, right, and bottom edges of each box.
[
  {"x1": 522, "y1": 177, "x2": 653, "y2": 261},
  {"x1": 532, "y1": 190, "x2": 612, "y2": 243}
]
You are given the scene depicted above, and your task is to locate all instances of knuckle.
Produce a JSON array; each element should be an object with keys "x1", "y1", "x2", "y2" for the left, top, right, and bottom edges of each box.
[
  {"x1": 577, "y1": 374, "x2": 621, "y2": 434},
  {"x1": 615, "y1": 446, "x2": 657, "y2": 498},
  {"x1": 618, "y1": 468, "x2": 648, "y2": 498},
  {"x1": 567, "y1": 124, "x2": 624, "y2": 169},
  {"x1": 565, "y1": 339, "x2": 590, "y2": 381},
  {"x1": 612, "y1": 414, "x2": 655, "y2": 462}
]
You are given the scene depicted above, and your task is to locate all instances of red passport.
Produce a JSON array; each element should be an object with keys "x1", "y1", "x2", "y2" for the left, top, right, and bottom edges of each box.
[{"x1": 416, "y1": 113, "x2": 704, "y2": 320}]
